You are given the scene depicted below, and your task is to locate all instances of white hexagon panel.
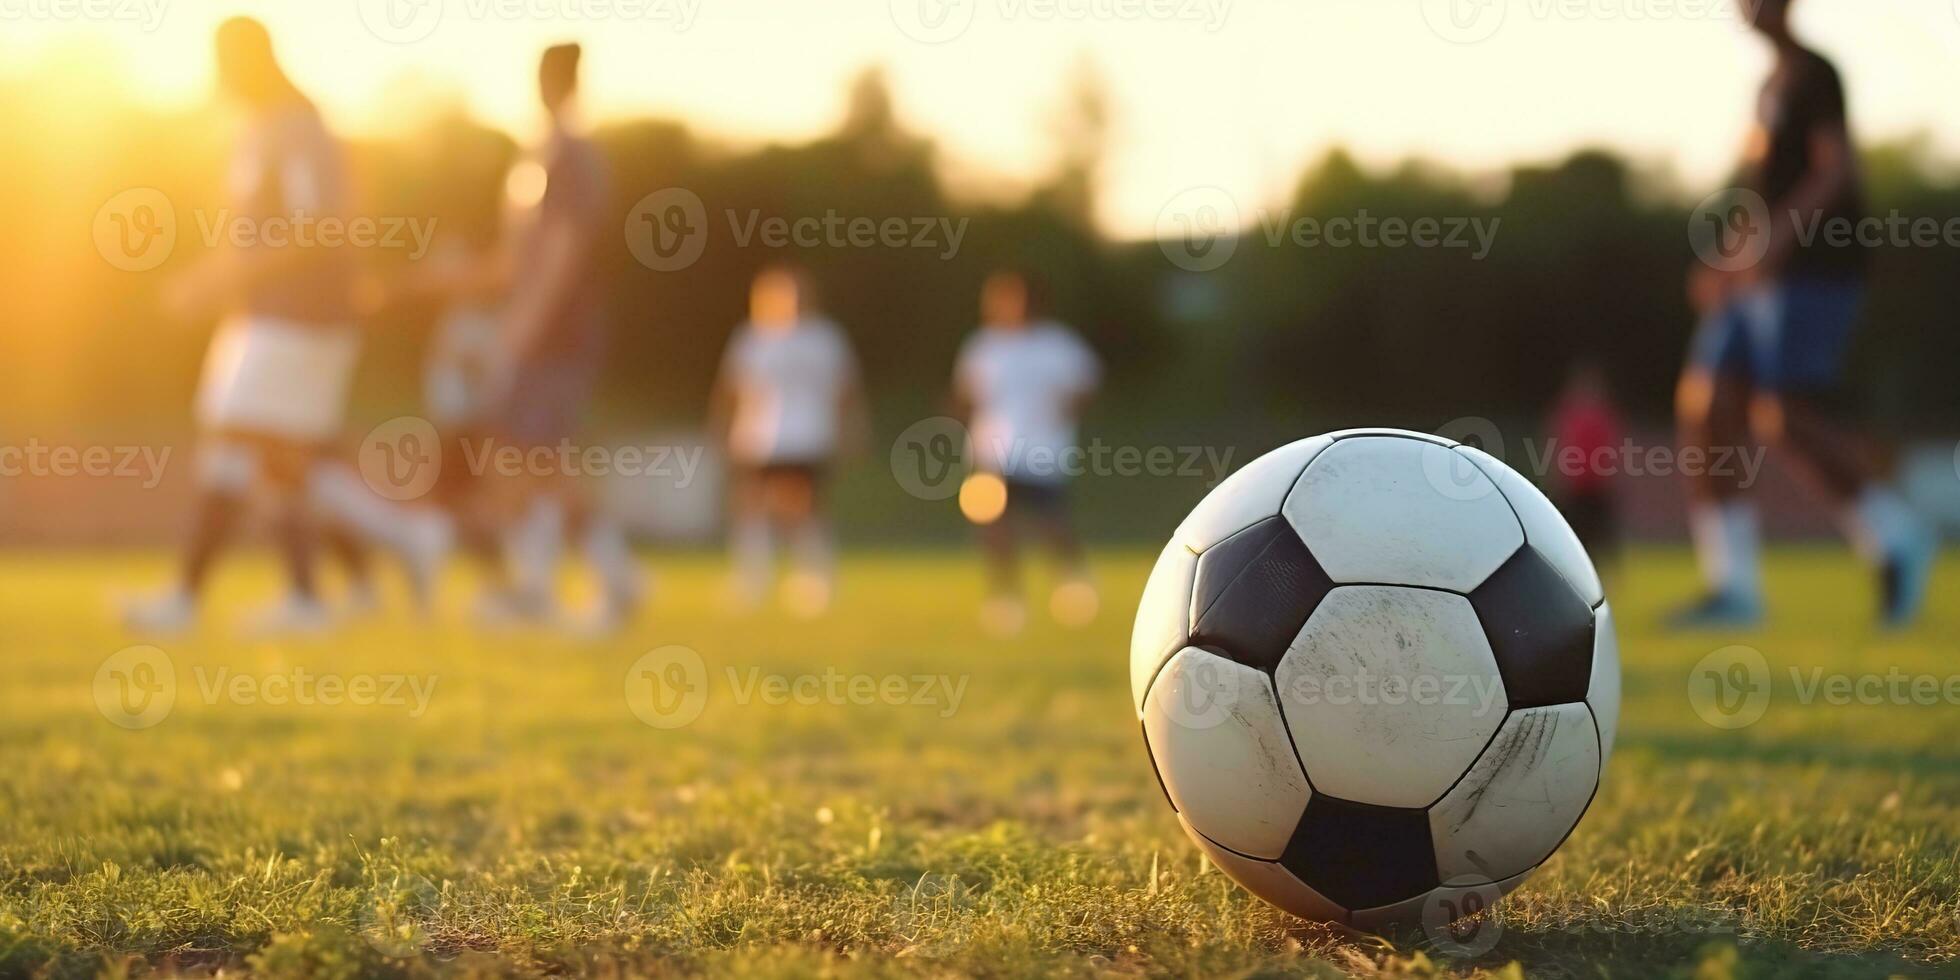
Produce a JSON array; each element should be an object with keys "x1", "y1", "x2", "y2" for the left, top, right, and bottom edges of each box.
[
  {"x1": 1283, "y1": 436, "x2": 1525, "y2": 593},
  {"x1": 1142, "y1": 648, "x2": 1311, "y2": 859},
  {"x1": 1276, "y1": 586, "x2": 1509, "y2": 809}
]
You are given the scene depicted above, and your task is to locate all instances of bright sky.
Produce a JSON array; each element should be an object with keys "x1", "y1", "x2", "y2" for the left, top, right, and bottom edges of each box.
[{"x1": 5, "y1": 0, "x2": 1957, "y2": 237}]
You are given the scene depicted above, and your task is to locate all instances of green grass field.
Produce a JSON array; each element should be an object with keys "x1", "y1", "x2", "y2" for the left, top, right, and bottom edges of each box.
[{"x1": 2, "y1": 548, "x2": 1957, "y2": 978}]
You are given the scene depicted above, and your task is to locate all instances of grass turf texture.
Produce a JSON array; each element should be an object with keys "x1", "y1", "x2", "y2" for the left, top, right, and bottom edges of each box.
[{"x1": 1, "y1": 548, "x2": 1956, "y2": 978}]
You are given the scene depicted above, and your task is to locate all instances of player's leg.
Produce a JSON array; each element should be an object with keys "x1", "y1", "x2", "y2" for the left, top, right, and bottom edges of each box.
[
  {"x1": 124, "y1": 437, "x2": 256, "y2": 632},
  {"x1": 978, "y1": 482, "x2": 1026, "y2": 636},
  {"x1": 560, "y1": 473, "x2": 644, "y2": 633},
  {"x1": 725, "y1": 464, "x2": 775, "y2": 609},
  {"x1": 1669, "y1": 293, "x2": 1765, "y2": 627},
  {"x1": 1028, "y1": 482, "x2": 1097, "y2": 627},
  {"x1": 1751, "y1": 280, "x2": 1934, "y2": 626},
  {"x1": 773, "y1": 466, "x2": 834, "y2": 618},
  {"x1": 243, "y1": 438, "x2": 334, "y2": 634}
]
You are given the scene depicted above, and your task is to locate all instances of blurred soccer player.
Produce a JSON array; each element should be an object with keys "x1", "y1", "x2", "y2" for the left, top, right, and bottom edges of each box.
[
  {"x1": 1547, "y1": 362, "x2": 1624, "y2": 573},
  {"x1": 1669, "y1": 0, "x2": 1934, "y2": 629},
  {"x1": 952, "y1": 270, "x2": 1101, "y2": 636},
  {"x1": 710, "y1": 267, "x2": 867, "y2": 616},
  {"x1": 477, "y1": 43, "x2": 643, "y2": 632},
  {"x1": 124, "y1": 18, "x2": 357, "y2": 634}
]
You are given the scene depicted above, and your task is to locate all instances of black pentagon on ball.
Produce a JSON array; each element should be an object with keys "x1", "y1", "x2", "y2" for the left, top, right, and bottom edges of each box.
[
  {"x1": 1468, "y1": 545, "x2": 1596, "y2": 708},
  {"x1": 1188, "y1": 517, "x2": 1335, "y2": 674},
  {"x1": 1280, "y1": 795, "x2": 1440, "y2": 911}
]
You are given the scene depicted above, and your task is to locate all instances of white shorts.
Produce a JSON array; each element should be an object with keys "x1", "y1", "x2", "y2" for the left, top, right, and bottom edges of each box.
[{"x1": 196, "y1": 316, "x2": 361, "y2": 442}]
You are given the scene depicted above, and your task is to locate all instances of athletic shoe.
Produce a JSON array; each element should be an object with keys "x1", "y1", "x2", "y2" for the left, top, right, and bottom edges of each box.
[
  {"x1": 1662, "y1": 590, "x2": 1763, "y2": 631},
  {"x1": 472, "y1": 586, "x2": 558, "y2": 629},
  {"x1": 980, "y1": 595, "x2": 1028, "y2": 638},
  {"x1": 1880, "y1": 533, "x2": 1938, "y2": 629},
  {"x1": 238, "y1": 594, "x2": 335, "y2": 637},
  {"x1": 120, "y1": 588, "x2": 197, "y2": 635},
  {"x1": 397, "y1": 512, "x2": 452, "y2": 613},
  {"x1": 782, "y1": 571, "x2": 832, "y2": 620},
  {"x1": 1049, "y1": 578, "x2": 1099, "y2": 628},
  {"x1": 342, "y1": 581, "x2": 382, "y2": 619}
]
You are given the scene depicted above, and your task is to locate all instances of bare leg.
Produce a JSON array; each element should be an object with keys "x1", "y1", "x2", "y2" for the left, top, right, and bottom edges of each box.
[
  {"x1": 1670, "y1": 368, "x2": 1764, "y2": 622},
  {"x1": 179, "y1": 489, "x2": 245, "y2": 596}
]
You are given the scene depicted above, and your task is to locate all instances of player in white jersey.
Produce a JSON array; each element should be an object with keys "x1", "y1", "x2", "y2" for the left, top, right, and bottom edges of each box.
[
  {"x1": 710, "y1": 267, "x2": 866, "y2": 616},
  {"x1": 952, "y1": 270, "x2": 1101, "y2": 636},
  {"x1": 124, "y1": 19, "x2": 361, "y2": 634}
]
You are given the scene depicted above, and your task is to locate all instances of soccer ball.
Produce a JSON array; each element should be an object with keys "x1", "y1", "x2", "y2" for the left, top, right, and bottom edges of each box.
[{"x1": 1132, "y1": 428, "x2": 1617, "y2": 929}]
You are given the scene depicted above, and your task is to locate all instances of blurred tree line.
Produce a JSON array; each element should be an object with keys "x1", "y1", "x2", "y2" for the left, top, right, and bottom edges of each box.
[{"x1": 3, "y1": 66, "x2": 1957, "y2": 443}]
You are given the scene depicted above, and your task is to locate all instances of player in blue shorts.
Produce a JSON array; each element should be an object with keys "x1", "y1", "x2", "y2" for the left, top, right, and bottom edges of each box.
[{"x1": 1669, "y1": 0, "x2": 1934, "y2": 629}]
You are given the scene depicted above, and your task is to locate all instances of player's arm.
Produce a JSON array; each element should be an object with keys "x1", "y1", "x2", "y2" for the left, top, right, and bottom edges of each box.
[
  {"x1": 498, "y1": 214, "x2": 583, "y2": 363},
  {"x1": 1759, "y1": 119, "x2": 1855, "y2": 278}
]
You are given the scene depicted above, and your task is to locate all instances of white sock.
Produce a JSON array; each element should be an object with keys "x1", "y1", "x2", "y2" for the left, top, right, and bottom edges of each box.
[
  {"x1": 789, "y1": 520, "x2": 836, "y2": 589},
  {"x1": 730, "y1": 517, "x2": 773, "y2": 601},
  {"x1": 1840, "y1": 486, "x2": 1922, "y2": 565},
  {"x1": 582, "y1": 517, "x2": 642, "y2": 601},
  {"x1": 308, "y1": 463, "x2": 450, "y2": 557},
  {"x1": 508, "y1": 496, "x2": 565, "y2": 600},
  {"x1": 1690, "y1": 500, "x2": 1761, "y2": 602}
]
